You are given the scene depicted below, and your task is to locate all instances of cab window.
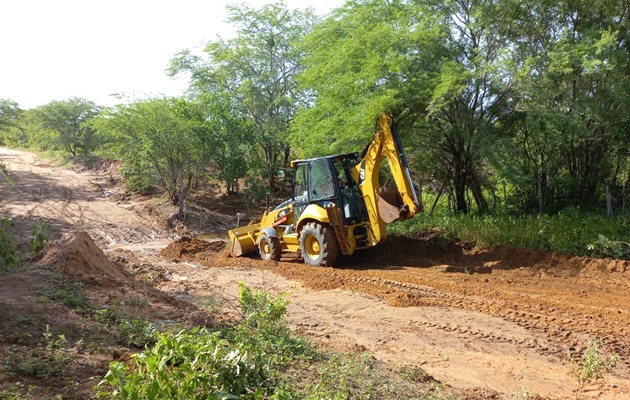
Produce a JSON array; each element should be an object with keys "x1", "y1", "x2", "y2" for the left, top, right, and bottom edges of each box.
[
  {"x1": 293, "y1": 164, "x2": 308, "y2": 201},
  {"x1": 309, "y1": 158, "x2": 335, "y2": 201}
]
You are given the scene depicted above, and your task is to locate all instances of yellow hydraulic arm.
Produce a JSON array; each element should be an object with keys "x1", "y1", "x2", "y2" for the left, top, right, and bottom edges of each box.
[{"x1": 351, "y1": 112, "x2": 422, "y2": 245}]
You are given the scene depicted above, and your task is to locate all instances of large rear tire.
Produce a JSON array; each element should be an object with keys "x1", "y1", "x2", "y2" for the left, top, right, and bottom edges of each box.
[
  {"x1": 299, "y1": 222, "x2": 339, "y2": 266},
  {"x1": 259, "y1": 235, "x2": 282, "y2": 261}
]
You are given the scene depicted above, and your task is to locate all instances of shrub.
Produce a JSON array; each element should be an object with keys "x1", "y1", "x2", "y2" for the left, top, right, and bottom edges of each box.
[
  {"x1": 568, "y1": 339, "x2": 618, "y2": 400},
  {"x1": 0, "y1": 217, "x2": 20, "y2": 272},
  {"x1": 95, "y1": 283, "x2": 298, "y2": 400}
]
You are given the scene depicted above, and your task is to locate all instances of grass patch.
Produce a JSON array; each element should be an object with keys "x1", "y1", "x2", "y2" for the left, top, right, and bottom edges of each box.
[
  {"x1": 390, "y1": 209, "x2": 630, "y2": 259},
  {"x1": 284, "y1": 352, "x2": 450, "y2": 399}
]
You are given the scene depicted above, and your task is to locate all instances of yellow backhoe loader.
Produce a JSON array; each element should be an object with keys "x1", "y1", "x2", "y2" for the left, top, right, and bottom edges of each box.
[{"x1": 228, "y1": 112, "x2": 423, "y2": 266}]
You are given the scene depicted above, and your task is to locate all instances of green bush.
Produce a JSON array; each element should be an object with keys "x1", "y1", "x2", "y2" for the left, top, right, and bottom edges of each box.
[
  {"x1": 96, "y1": 283, "x2": 298, "y2": 399},
  {"x1": 389, "y1": 210, "x2": 630, "y2": 259}
]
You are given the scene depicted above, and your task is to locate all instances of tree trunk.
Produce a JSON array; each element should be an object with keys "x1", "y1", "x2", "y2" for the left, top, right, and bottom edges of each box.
[
  {"x1": 489, "y1": 185, "x2": 497, "y2": 213},
  {"x1": 453, "y1": 174, "x2": 468, "y2": 213},
  {"x1": 623, "y1": 182, "x2": 626, "y2": 216},
  {"x1": 177, "y1": 174, "x2": 193, "y2": 220},
  {"x1": 469, "y1": 174, "x2": 488, "y2": 211},
  {"x1": 429, "y1": 170, "x2": 451, "y2": 216},
  {"x1": 268, "y1": 162, "x2": 276, "y2": 192}
]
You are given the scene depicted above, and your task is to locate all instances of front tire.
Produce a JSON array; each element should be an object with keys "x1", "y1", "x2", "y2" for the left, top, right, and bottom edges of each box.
[
  {"x1": 259, "y1": 235, "x2": 282, "y2": 261},
  {"x1": 299, "y1": 222, "x2": 339, "y2": 266}
]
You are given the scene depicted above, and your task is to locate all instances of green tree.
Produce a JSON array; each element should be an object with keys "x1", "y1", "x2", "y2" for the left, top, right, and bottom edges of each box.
[
  {"x1": 0, "y1": 99, "x2": 24, "y2": 147},
  {"x1": 293, "y1": 0, "x2": 445, "y2": 156},
  {"x1": 94, "y1": 97, "x2": 209, "y2": 219},
  {"x1": 32, "y1": 98, "x2": 100, "y2": 156},
  {"x1": 498, "y1": 0, "x2": 630, "y2": 212},
  {"x1": 169, "y1": 3, "x2": 316, "y2": 192},
  {"x1": 0, "y1": 99, "x2": 22, "y2": 132},
  {"x1": 198, "y1": 93, "x2": 257, "y2": 194},
  {"x1": 294, "y1": 0, "x2": 516, "y2": 213},
  {"x1": 423, "y1": 0, "x2": 516, "y2": 213}
]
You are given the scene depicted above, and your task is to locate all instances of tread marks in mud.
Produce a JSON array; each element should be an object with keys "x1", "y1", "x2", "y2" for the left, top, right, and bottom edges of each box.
[{"x1": 269, "y1": 264, "x2": 630, "y2": 370}]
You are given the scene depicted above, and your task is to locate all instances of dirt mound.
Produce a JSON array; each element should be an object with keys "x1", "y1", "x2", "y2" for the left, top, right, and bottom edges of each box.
[
  {"x1": 33, "y1": 231, "x2": 196, "y2": 320},
  {"x1": 160, "y1": 236, "x2": 228, "y2": 260},
  {"x1": 36, "y1": 231, "x2": 133, "y2": 284}
]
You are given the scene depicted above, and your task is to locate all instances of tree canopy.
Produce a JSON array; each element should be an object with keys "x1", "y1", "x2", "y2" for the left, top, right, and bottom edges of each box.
[{"x1": 169, "y1": 2, "x2": 316, "y2": 192}]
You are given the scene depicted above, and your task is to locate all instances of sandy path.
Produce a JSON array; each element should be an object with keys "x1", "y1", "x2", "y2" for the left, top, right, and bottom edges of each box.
[{"x1": 0, "y1": 148, "x2": 163, "y2": 245}]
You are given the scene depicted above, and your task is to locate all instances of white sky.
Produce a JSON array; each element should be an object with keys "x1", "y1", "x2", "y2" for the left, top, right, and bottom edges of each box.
[{"x1": 0, "y1": 0, "x2": 342, "y2": 109}]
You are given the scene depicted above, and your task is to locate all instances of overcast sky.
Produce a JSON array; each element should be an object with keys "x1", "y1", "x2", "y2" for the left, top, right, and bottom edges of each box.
[{"x1": 0, "y1": 0, "x2": 342, "y2": 109}]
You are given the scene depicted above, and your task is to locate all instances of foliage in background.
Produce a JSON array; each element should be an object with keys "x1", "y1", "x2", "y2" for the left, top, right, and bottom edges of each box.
[
  {"x1": 30, "y1": 98, "x2": 101, "y2": 156},
  {"x1": 390, "y1": 206, "x2": 630, "y2": 260},
  {"x1": 293, "y1": 0, "x2": 445, "y2": 156},
  {"x1": 197, "y1": 93, "x2": 258, "y2": 194},
  {"x1": 292, "y1": 0, "x2": 630, "y2": 215},
  {"x1": 170, "y1": 3, "x2": 316, "y2": 192},
  {"x1": 93, "y1": 97, "x2": 210, "y2": 219},
  {"x1": 0, "y1": 99, "x2": 23, "y2": 146}
]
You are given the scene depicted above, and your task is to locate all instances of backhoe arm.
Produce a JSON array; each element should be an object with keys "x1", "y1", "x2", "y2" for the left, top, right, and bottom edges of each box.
[{"x1": 352, "y1": 112, "x2": 422, "y2": 244}]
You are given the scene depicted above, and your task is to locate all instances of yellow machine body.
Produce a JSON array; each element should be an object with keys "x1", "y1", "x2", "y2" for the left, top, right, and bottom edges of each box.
[{"x1": 228, "y1": 112, "x2": 423, "y2": 266}]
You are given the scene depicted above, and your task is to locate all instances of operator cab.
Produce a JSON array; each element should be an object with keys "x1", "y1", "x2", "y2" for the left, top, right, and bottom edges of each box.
[{"x1": 291, "y1": 153, "x2": 367, "y2": 225}]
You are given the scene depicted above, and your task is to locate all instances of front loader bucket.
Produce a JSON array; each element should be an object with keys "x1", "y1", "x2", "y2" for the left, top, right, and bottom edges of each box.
[{"x1": 228, "y1": 223, "x2": 260, "y2": 257}]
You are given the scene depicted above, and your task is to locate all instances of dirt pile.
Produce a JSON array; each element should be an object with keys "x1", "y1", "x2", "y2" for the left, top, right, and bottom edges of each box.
[
  {"x1": 34, "y1": 231, "x2": 196, "y2": 319},
  {"x1": 160, "y1": 236, "x2": 228, "y2": 260},
  {"x1": 36, "y1": 231, "x2": 133, "y2": 283}
]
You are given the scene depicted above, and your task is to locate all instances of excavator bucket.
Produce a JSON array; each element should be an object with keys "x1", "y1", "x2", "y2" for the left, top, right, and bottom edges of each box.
[{"x1": 228, "y1": 223, "x2": 260, "y2": 257}]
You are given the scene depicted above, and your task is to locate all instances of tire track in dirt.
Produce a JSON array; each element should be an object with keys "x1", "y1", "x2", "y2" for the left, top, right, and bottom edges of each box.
[
  {"x1": 168, "y1": 237, "x2": 630, "y2": 383},
  {"x1": 264, "y1": 261, "x2": 630, "y2": 373}
]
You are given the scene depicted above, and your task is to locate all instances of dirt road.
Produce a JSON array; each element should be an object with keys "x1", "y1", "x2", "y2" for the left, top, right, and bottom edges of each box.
[{"x1": 2, "y1": 148, "x2": 629, "y2": 399}]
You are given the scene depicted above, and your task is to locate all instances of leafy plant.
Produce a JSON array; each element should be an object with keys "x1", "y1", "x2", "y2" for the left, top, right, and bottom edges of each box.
[
  {"x1": 0, "y1": 383, "x2": 33, "y2": 400},
  {"x1": 238, "y1": 282, "x2": 288, "y2": 331},
  {"x1": 93, "y1": 308, "x2": 157, "y2": 348},
  {"x1": 30, "y1": 220, "x2": 52, "y2": 255},
  {"x1": 587, "y1": 235, "x2": 630, "y2": 259},
  {"x1": 44, "y1": 280, "x2": 91, "y2": 312},
  {"x1": 568, "y1": 338, "x2": 618, "y2": 400},
  {"x1": 1, "y1": 162, "x2": 13, "y2": 185},
  {"x1": 96, "y1": 328, "x2": 273, "y2": 399},
  {"x1": 115, "y1": 317, "x2": 157, "y2": 348}
]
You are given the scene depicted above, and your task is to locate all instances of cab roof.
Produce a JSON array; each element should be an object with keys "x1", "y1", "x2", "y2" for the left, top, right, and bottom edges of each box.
[{"x1": 290, "y1": 152, "x2": 359, "y2": 168}]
